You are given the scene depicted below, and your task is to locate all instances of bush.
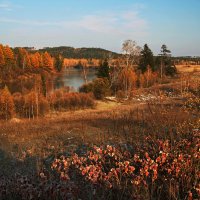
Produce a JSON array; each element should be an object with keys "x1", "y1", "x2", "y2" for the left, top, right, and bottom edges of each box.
[
  {"x1": 116, "y1": 90, "x2": 126, "y2": 99},
  {"x1": 80, "y1": 78, "x2": 110, "y2": 100},
  {"x1": 48, "y1": 92, "x2": 95, "y2": 111},
  {"x1": 165, "y1": 65, "x2": 177, "y2": 76},
  {"x1": 93, "y1": 78, "x2": 110, "y2": 99},
  {"x1": 79, "y1": 82, "x2": 94, "y2": 93}
]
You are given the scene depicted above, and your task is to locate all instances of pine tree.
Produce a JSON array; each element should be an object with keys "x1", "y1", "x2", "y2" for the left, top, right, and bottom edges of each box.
[
  {"x1": 54, "y1": 54, "x2": 64, "y2": 72},
  {"x1": 97, "y1": 59, "x2": 110, "y2": 79},
  {"x1": 159, "y1": 44, "x2": 176, "y2": 77},
  {"x1": 139, "y1": 44, "x2": 155, "y2": 72},
  {"x1": 16, "y1": 48, "x2": 25, "y2": 68},
  {"x1": 0, "y1": 86, "x2": 15, "y2": 120}
]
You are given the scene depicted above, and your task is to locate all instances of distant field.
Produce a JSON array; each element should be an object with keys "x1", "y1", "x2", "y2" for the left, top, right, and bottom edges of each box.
[{"x1": 176, "y1": 64, "x2": 200, "y2": 73}]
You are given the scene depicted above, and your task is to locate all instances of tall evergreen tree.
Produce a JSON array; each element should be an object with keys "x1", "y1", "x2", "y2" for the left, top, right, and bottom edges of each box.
[
  {"x1": 139, "y1": 44, "x2": 155, "y2": 72},
  {"x1": 54, "y1": 54, "x2": 64, "y2": 72},
  {"x1": 15, "y1": 48, "x2": 27, "y2": 68},
  {"x1": 159, "y1": 44, "x2": 176, "y2": 77},
  {"x1": 97, "y1": 59, "x2": 110, "y2": 79}
]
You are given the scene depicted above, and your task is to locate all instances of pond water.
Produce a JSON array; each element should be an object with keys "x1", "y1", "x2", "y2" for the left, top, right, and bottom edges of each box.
[{"x1": 54, "y1": 68, "x2": 97, "y2": 91}]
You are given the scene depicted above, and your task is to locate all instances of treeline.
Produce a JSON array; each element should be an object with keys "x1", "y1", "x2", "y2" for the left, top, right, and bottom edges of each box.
[
  {"x1": 36, "y1": 46, "x2": 120, "y2": 59},
  {"x1": 64, "y1": 58, "x2": 100, "y2": 68},
  {"x1": 0, "y1": 86, "x2": 95, "y2": 120},
  {"x1": 0, "y1": 44, "x2": 65, "y2": 93},
  {"x1": 0, "y1": 44, "x2": 64, "y2": 79},
  {"x1": 31, "y1": 46, "x2": 200, "y2": 65},
  {"x1": 80, "y1": 41, "x2": 177, "y2": 99}
]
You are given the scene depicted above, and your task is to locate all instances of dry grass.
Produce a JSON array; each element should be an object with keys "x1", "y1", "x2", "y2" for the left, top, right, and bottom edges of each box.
[{"x1": 176, "y1": 64, "x2": 200, "y2": 73}]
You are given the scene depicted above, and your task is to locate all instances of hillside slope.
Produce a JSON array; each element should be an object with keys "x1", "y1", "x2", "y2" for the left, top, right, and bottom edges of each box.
[{"x1": 36, "y1": 46, "x2": 120, "y2": 59}]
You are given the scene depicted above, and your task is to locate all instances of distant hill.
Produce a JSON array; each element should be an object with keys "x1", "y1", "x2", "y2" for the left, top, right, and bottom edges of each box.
[{"x1": 36, "y1": 46, "x2": 120, "y2": 59}]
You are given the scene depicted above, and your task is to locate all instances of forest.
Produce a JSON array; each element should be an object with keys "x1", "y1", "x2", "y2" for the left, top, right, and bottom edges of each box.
[{"x1": 35, "y1": 46, "x2": 120, "y2": 59}]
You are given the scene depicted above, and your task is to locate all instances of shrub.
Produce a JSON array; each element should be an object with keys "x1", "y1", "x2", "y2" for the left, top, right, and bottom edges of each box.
[
  {"x1": 79, "y1": 82, "x2": 94, "y2": 93},
  {"x1": 93, "y1": 78, "x2": 110, "y2": 99},
  {"x1": 80, "y1": 78, "x2": 111, "y2": 100},
  {"x1": 165, "y1": 65, "x2": 177, "y2": 76},
  {"x1": 116, "y1": 90, "x2": 126, "y2": 99},
  {"x1": 48, "y1": 91, "x2": 95, "y2": 111}
]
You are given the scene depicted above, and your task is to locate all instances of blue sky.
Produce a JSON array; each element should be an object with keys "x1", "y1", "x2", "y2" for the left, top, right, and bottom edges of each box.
[{"x1": 0, "y1": 0, "x2": 199, "y2": 56}]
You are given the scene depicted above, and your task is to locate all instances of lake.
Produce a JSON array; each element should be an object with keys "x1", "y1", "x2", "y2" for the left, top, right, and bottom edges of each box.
[{"x1": 54, "y1": 68, "x2": 97, "y2": 91}]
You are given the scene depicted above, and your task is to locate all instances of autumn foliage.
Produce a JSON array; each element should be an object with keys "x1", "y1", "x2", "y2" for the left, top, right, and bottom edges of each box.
[
  {"x1": 48, "y1": 90, "x2": 95, "y2": 111},
  {"x1": 0, "y1": 86, "x2": 15, "y2": 120},
  {"x1": 0, "y1": 130, "x2": 199, "y2": 199}
]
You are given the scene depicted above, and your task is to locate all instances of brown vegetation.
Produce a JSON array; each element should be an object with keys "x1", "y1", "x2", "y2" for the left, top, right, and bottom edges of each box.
[{"x1": 0, "y1": 72, "x2": 199, "y2": 199}]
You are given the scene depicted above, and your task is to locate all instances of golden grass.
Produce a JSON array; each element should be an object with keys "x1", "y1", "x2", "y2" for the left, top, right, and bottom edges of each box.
[{"x1": 176, "y1": 64, "x2": 200, "y2": 73}]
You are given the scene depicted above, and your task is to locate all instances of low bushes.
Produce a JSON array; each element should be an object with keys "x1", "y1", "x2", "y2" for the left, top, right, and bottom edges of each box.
[
  {"x1": 1, "y1": 132, "x2": 199, "y2": 200},
  {"x1": 48, "y1": 91, "x2": 95, "y2": 111},
  {"x1": 79, "y1": 78, "x2": 111, "y2": 99},
  {"x1": 50, "y1": 135, "x2": 199, "y2": 200}
]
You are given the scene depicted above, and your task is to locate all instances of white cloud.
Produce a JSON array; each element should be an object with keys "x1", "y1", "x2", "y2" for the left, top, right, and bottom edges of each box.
[
  {"x1": 0, "y1": 1, "x2": 13, "y2": 11},
  {"x1": 0, "y1": 1, "x2": 23, "y2": 11},
  {"x1": 0, "y1": 6, "x2": 148, "y2": 35},
  {"x1": 81, "y1": 11, "x2": 147, "y2": 39},
  {"x1": 0, "y1": 18, "x2": 57, "y2": 26},
  {"x1": 0, "y1": 5, "x2": 148, "y2": 51}
]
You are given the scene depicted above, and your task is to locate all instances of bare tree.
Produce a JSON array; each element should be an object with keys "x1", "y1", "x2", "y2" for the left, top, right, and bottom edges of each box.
[
  {"x1": 122, "y1": 40, "x2": 141, "y2": 69},
  {"x1": 121, "y1": 40, "x2": 141, "y2": 97}
]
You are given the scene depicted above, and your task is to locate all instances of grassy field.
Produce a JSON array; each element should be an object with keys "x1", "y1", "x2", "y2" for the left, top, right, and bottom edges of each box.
[{"x1": 176, "y1": 64, "x2": 200, "y2": 73}]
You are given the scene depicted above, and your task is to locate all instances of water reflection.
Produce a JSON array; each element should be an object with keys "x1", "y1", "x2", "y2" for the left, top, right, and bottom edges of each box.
[{"x1": 54, "y1": 68, "x2": 97, "y2": 91}]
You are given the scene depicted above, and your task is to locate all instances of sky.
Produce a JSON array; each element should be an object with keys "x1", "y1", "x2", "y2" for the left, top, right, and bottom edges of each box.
[{"x1": 0, "y1": 0, "x2": 200, "y2": 56}]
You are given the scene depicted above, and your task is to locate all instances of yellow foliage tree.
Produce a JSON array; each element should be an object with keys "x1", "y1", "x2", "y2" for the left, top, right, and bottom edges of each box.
[
  {"x1": 118, "y1": 68, "x2": 137, "y2": 97},
  {"x1": 0, "y1": 86, "x2": 15, "y2": 120},
  {"x1": 0, "y1": 44, "x2": 5, "y2": 67},
  {"x1": 30, "y1": 54, "x2": 40, "y2": 68},
  {"x1": 42, "y1": 52, "x2": 54, "y2": 71},
  {"x1": 3, "y1": 45, "x2": 15, "y2": 65}
]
